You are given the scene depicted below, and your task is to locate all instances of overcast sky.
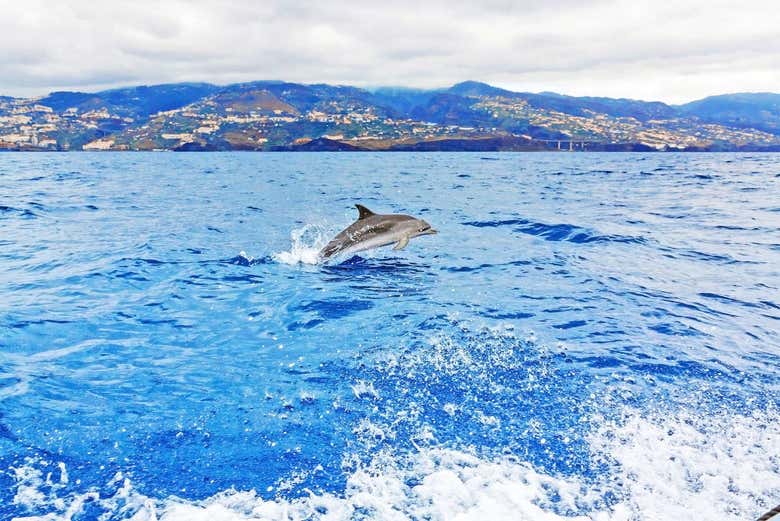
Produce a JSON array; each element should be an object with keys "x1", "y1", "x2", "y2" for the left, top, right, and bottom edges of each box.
[{"x1": 1, "y1": 0, "x2": 778, "y2": 103}]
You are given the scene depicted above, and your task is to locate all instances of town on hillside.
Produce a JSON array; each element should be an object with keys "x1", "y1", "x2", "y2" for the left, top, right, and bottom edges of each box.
[{"x1": 1, "y1": 82, "x2": 779, "y2": 152}]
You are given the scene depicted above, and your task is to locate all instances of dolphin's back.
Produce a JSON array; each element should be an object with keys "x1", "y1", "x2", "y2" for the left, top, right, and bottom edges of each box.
[{"x1": 319, "y1": 215, "x2": 400, "y2": 259}]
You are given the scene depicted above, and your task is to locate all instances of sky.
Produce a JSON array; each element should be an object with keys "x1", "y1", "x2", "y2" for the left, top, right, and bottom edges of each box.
[{"x1": 1, "y1": 0, "x2": 778, "y2": 103}]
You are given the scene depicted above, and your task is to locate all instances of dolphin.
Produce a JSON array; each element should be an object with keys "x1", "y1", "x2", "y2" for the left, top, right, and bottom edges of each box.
[{"x1": 319, "y1": 204, "x2": 437, "y2": 260}]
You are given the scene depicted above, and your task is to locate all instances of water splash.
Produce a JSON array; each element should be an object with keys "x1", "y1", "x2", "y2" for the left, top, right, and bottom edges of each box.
[{"x1": 272, "y1": 224, "x2": 331, "y2": 265}]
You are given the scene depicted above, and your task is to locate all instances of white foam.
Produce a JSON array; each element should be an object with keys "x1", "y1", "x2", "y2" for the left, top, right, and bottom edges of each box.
[
  {"x1": 588, "y1": 407, "x2": 780, "y2": 521},
  {"x1": 351, "y1": 380, "x2": 380, "y2": 400},
  {"x1": 11, "y1": 462, "x2": 48, "y2": 510},
  {"x1": 9, "y1": 408, "x2": 780, "y2": 521},
  {"x1": 138, "y1": 449, "x2": 599, "y2": 521},
  {"x1": 271, "y1": 224, "x2": 331, "y2": 265},
  {"x1": 236, "y1": 250, "x2": 254, "y2": 264}
]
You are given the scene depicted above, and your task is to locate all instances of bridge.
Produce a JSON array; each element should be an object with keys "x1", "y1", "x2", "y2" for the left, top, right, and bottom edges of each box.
[{"x1": 529, "y1": 137, "x2": 591, "y2": 151}]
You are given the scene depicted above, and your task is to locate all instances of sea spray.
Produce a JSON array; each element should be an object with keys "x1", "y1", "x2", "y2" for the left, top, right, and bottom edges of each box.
[{"x1": 272, "y1": 224, "x2": 332, "y2": 265}]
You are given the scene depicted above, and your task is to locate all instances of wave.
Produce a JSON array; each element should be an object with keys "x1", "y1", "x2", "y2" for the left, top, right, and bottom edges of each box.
[
  {"x1": 0, "y1": 205, "x2": 38, "y2": 219},
  {"x1": 227, "y1": 252, "x2": 271, "y2": 267},
  {"x1": 463, "y1": 218, "x2": 646, "y2": 245}
]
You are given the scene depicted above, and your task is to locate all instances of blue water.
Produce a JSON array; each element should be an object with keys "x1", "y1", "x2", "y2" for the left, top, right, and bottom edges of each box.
[{"x1": 1, "y1": 152, "x2": 778, "y2": 520}]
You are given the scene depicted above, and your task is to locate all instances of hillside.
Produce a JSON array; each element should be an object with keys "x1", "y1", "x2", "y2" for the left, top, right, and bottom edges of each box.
[
  {"x1": 678, "y1": 93, "x2": 780, "y2": 135},
  {"x1": 1, "y1": 81, "x2": 779, "y2": 151}
]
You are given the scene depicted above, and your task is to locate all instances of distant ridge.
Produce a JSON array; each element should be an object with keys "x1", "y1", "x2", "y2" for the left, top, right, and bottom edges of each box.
[{"x1": 1, "y1": 81, "x2": 779, "y2": 151}]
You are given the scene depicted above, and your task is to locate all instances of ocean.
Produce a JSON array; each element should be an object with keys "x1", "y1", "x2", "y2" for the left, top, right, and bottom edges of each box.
[{"x1": 1, "y1": 152, "x2": 778, "y2": 520}]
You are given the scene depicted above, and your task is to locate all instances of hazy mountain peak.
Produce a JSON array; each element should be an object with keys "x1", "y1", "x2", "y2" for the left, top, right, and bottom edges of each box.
[{"x1": 447, "y1": 81, "x2": 518, "y2": 97}]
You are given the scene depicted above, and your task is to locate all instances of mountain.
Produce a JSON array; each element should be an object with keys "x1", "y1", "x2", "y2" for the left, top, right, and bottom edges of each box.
[
  {"x1": 522, "y1": 93, "x2": 677, "y2": 122},
  {"x1": 445, "y1": 82, "x2": 678, "y2": 121},
  {"x1": 38, "y1": 83, "x2": 219, "y2": 119},
  {"x1": 678, "y1": 93, "x2": 780, "y2": 135},
  {"x1": 1, "y1": 81, "x2": 779, "y2": 151},
  {"x1": 367, "y1": 87, "x2": 439, "y2": 116}
]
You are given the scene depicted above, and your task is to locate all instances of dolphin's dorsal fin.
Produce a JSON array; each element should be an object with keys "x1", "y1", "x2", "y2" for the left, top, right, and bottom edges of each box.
[{"x1": 355, "y1": 204, "x2": 375, "y2": 220}]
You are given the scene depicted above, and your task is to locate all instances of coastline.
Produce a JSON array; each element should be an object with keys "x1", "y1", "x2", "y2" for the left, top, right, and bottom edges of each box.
[{"x1": 3, "y1": 136, "x2": 780, "y2": 153}]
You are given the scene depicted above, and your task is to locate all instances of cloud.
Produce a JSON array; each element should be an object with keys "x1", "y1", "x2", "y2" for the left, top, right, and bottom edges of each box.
[{"x1": 0, "y1": 0, "x2": 777, "y2": 102}]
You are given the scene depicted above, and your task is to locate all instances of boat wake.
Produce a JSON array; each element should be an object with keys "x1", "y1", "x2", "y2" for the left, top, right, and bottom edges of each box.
[{"x1": 10, "y1": 406, "x2": 779, "y2": 521}]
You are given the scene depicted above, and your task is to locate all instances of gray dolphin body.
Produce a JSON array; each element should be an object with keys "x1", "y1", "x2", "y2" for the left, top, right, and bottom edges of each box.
[{"x1": 319, "y1": 204, "x2": 437, "y2": 260}]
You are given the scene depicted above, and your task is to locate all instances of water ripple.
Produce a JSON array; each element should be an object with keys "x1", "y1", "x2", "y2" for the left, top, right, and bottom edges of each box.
[{"x1": 463, "y1": 217, "x2": 647, "y2": 244}]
